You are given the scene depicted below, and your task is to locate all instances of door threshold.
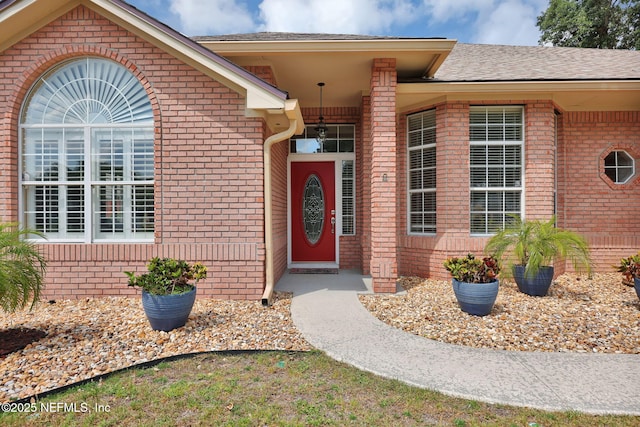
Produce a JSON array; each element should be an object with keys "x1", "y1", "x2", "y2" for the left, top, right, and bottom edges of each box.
[{"x1": 289, "y1": 262, "x2": 339, "y2": 274}]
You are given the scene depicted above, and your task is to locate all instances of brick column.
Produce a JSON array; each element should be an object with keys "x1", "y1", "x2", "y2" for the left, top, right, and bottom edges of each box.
[
  {"x1": 369, "y1": 58, "x2": 398, "y2": 292},
  {"x1": 525, "y1": 102, "x2": 556, "y2": 220}
]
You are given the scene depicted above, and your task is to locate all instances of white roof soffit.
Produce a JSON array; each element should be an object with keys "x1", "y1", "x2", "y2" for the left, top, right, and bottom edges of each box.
[
  {"x1": 0, "y1": 0, "x2": 291, "y2": 114},
  {"x1": 201, "y1": 37, "x2": 457, "y2": 82},
  {"x1": 198, "y1": 37, "x2": 456, "y2": 108},
  {"x1": 0, "y1": 0, "x2": 81, "y2": 51}
]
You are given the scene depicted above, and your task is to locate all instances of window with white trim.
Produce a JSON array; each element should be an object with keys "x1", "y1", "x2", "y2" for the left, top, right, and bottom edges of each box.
[
  {"x1": 290, "y1": 124, "x2": 355, "y2": 153},
  {"x1": 290, "y1": 124, "x2": 356, "y2": 235},
  {"x1": 469, "y1": 106, "x2": 523, "y2": 234},
  {"x1": 604, "y1": 150, "x2": 635, "y2": 184},
  {"x1": 20, "y1": 58, "x2": 154, "y2": 242},
  {"x1": 341, "y1": 160, "x2": 355, "y2": 234},
  {"x1": 407, "y1": 109, "x2": 436, "y2": 234}
]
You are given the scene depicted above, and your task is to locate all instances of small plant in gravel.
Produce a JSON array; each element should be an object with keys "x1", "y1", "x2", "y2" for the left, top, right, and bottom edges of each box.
[
  {"x1": 615, "y1": 252, "x2": 640, "y2": 287},
  {"x1": 0, "y1": 223, "x2": 47, "y2": 312},
  {"x1": 443, "y1": 253, "x2": 500, "y2": 284},
  {"x1": 125, "y1": 257, "x2": 207, "y2": 295}
]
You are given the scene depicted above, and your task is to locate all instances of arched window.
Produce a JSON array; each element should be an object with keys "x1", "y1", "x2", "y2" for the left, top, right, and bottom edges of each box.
[{"x1": 20, "y1": 58, "x2": 154, "y2": 242}]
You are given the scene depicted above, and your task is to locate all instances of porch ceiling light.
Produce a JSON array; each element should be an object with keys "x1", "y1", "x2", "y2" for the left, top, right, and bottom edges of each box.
[{"x1": 314, "y1": 82, "x2": 328, "y2": 145}]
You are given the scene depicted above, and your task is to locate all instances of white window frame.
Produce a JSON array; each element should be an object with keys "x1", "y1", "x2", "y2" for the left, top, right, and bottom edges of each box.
[
  {"x1": 290, "y1": 124, "x2": 356, "y2": 237},
  {"x1": 603, "y1": 150, "x2": 635, "y2": 184},
  {"x1": 407, "y1": 109, "x2": 437, "y2": 235},
  {"x1": 19, "y1": 58, "x2": 154, "y2": 243},
  {"x1": 341, "y1": 159, "x2": 356, "y2": 235},
  {"x1": 469, "y1": 106, "x2": 524, "y2": 235}
]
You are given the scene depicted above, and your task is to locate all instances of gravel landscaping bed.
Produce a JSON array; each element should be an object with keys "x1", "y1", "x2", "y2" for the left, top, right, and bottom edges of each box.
[
  {"x1": 360, "y1": 273, "x2": 640, "y2": 354},
  {"x1": 3, "y1": 272, "x2": 639, "y2": 403},
  {"x1": 0, "y1": 292, "x2": 311, "y2": 402}
]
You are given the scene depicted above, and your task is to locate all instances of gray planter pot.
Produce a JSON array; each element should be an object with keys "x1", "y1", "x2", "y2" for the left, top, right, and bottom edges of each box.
[
  {"x1": 634, "y1": 277, "x2": 640, "y2": 301},
  {"x1": 513, "y1": 265, "x2": 554, "y2": 296},
  {"x1": 141, "y1": 287, "x2": 196, "y2": 332},
  {"x1": 452, "y1": 278, "x2": 499, "y2": 316}
]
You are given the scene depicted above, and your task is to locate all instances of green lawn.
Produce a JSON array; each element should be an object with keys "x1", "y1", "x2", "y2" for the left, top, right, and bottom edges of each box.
[{"x1": 1, "y1": 350, "x2": 636, "y2": 426}]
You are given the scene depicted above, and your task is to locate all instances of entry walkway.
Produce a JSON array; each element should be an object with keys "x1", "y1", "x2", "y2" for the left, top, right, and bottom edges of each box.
[{"x1": 275, "y1": 270, "x2": 640, "y2": 415}]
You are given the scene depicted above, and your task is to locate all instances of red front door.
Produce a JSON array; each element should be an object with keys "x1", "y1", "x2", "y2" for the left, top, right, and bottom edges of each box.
[{"x1": 291, "y1": 161, "x2": 336, "y2": 262}]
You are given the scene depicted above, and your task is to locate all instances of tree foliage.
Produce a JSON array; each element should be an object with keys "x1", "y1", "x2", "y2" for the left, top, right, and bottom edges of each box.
[
  {"x1": 537, "y1": 0, "x2": 640, "y2": 49},
  {"x1": 0, "y1": 223, "x2": 47, "y2": 313}
]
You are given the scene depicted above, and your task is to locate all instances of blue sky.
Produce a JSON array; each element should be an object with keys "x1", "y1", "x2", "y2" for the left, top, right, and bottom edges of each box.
[{"x1": 127, "y1": 0, "x2": 550, "y2": 46}]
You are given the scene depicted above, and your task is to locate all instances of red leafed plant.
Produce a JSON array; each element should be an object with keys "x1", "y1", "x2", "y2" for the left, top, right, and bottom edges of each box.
[
  {"x1": 615, "y1": 252, "x2": 640, "y2": 287},
  {"x1": 444, "y1": 253, "x2": 501, "y2": 284}
]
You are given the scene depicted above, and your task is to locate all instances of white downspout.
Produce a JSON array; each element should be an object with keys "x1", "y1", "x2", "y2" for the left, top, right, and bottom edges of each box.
[{"x1": 261, "y1": 102, "x2": 301, "y2": 306}]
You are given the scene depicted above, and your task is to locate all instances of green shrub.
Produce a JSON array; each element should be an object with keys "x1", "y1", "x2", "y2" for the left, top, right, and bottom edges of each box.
[
  {"x1": 126, "y1": 257, "x2": 207, "y2": 295},
  {"x1": 0, "y1": 223, "x2": 47, "y2": 312}
]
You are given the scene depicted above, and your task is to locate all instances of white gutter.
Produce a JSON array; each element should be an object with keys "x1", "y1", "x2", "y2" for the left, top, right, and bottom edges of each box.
[{"x1": 261, "y1": 100, "x2": 303, "y2": 306}]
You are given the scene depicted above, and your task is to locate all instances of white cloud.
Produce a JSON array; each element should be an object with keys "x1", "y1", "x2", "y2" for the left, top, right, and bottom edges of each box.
[
  {"x1": 473, "y1": 0, "x2": 544, "y2": 45},
  {"x1": 136, "y1": 0, "x2": 548, "y2": 44},
  {"x1": 169, "y1": 0, "x2": 257, "y2": 35},
  {"x1": 422, "y1": 0, "x2": 547, "y2": 45},
  {"x1": 422, "y1": 0, "x2": 494, "y2": 22},
  {"x1": 258, "y1": 0, "x2": 418, "y2": 35}
]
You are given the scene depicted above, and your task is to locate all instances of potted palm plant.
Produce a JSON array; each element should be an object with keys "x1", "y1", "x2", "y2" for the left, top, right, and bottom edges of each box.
[
  {"x1": 126, "y1": 257, "x2": 207, "y2": 332},
  {"x1": 444, "y1": 253, "x2": 501, "y2": 316},
  {"x1": 615, "y1": 252, "x2": 640, "y2": 301},
  {"x1": 485, "y1": 216, "x2": 592, "y2": 296}
]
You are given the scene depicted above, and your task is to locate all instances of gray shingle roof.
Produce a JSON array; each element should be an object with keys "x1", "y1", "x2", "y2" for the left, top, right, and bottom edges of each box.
[
  {"x1": 434, "y1": 43, "x2": 640, "y2": 81},
  {"x1": 193, "y1": 32, "x2": 436, "y2": 42},
  {"x1": 193, "y1": 32, "x2": 640, "y2": 82}
]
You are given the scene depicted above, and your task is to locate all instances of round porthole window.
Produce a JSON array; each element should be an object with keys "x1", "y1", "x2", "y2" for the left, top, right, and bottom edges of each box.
[{"x1": 604, "y1": 150, "x2": 635, "y2": 184}]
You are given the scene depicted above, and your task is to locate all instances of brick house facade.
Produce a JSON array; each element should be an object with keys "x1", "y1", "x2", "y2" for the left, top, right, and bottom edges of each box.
[
  {"x1": 0, "y1": 1, "x2": 300, "y2": 301},
  {"x1": 1, "y1": 0, "x2": 639, "y2": 302}
]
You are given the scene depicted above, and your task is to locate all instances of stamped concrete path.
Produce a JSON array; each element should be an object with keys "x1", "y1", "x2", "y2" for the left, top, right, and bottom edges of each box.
[{"x1": 275, "y1": 269, "x2": 640, "y2": 415}]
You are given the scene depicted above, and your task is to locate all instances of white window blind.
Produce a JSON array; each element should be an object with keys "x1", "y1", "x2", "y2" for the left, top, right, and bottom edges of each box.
[
  {"x1": 20, "y1": 58, "x2": 154, "y2": 242},
  {"x1": 469, "y1": 106, "x2": 523, "y2": 234},
  {"x1": 342, "y1": 160, "x2": 355, "y2": 235},
  {"x1": 407, "y1": 109, "x2": 436, "y2": 234}
]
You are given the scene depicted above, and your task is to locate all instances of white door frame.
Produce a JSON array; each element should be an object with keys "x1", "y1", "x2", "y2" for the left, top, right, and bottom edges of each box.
[{"x1": 287, "y1": 153, "x2": 354, "y2": 268}]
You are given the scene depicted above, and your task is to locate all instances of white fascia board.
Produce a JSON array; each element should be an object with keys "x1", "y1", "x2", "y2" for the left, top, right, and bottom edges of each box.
[
  {"x1": 89, "y1": 0, "x2": 287, "y2": 110},
  {"x1": 398, "y1": 80, "x2": 640, "y2": 95}
]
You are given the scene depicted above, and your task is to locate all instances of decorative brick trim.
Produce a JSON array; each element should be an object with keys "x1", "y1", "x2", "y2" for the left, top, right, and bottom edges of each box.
[
  {"x1": 40, "y1": 243, "x2": 260, "y2": 262},
  {"x1": 598, "y1": 143, "x2": 640, "y2": 190},
  {"x1": 565, "y1": 111, "x2": 640, "y2": 124}
]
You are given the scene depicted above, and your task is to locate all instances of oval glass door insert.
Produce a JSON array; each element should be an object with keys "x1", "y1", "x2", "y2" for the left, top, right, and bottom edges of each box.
[{"x1": 302, "y1": 174, "x2": 325, "y2": 245}]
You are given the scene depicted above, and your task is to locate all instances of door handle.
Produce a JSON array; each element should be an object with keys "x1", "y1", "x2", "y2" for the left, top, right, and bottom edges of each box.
[{"x1": 331, "y1": 217, "x2": 336, "y2": 234}]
